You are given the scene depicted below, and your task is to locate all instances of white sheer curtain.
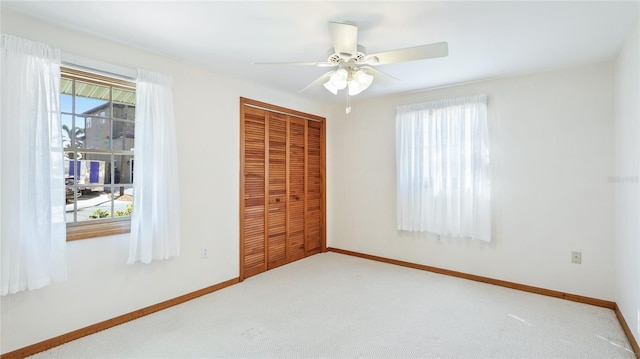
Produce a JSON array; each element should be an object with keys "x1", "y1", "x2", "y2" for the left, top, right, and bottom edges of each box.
[
  {"x1": 128, "y1": 70, "x2": 180, "y2": 264},
  {"x1": 1, "y1": 34, "x2": 67, "y2": 295},
  {"x1": 396, "y1": 94, "x2": 491, "y2": 241}
]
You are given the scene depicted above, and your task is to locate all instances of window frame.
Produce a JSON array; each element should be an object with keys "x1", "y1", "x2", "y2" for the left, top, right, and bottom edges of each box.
[{"x1": 61, "y1": 67, "x2": 136, "y2": 241}]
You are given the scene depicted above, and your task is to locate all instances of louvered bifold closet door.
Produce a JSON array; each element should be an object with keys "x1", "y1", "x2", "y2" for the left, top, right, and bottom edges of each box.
[
  {"x1": 240, "y1": 98, "x2": 325, "y2": 281},
  {"x1": 241, "y1": 106, "x2": 267, "y2": 277},
  {"x1": 305, "y1": 121, "x2": 323, "y2": 255},
  {"x1": 267, "y1": 112, "x2": 288, "y2": 269},
  {"x1": 288, "y1": 118, "x2": 306, "y2": 262}
]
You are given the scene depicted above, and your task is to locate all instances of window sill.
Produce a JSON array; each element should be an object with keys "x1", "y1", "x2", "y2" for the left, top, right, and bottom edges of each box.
[{"x1": 66, "y1": 219, "x2": 131, "y2": 241}]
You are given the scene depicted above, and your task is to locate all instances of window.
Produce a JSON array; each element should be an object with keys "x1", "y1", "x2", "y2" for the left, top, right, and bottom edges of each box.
[
  {"x1": 61, "y1": 68, "x2": 136, "y2": 240},
  {"x1": 395, "y1": 94, "x2": 491, "y2": 241}
]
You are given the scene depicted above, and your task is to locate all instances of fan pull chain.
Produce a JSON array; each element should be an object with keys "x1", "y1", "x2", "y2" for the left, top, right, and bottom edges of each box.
[{"x1": 346, "y1": 92, "x2": 352, "y2": 114}]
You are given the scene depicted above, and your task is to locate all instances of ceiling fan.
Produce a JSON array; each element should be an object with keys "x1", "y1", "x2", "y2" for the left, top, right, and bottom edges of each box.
[{"x1": 255, "y1": 21, "x2": 448, "y2": 113}]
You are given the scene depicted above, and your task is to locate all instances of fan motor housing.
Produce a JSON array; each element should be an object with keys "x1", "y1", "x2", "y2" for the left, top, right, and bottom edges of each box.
[{"x1": 327, "y1": 45, "x2": 367, "y2": 64}]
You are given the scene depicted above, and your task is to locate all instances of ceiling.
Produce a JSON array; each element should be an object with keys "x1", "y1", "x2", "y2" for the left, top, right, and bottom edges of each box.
[{"x1": 2, "y1": 1, "x2": 639, "y2": 104}]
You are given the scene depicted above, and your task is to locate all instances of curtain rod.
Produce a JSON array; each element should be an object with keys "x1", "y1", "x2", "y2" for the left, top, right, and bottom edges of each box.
[
  {"x1": 61, "y1": 52, "x2": 137, "y2": 81},
  {"x1": 243, "y1": 103, "x2": 323, "y2": 123}
]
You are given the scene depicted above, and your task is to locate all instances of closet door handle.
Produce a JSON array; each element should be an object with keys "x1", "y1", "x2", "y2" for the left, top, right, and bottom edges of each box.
[
  {"x1": 276, "y1": 198, "x2": 280, "y2": 203},
  {"x1": 295, "y1": 195, "x2": 300, "y2": 200}
]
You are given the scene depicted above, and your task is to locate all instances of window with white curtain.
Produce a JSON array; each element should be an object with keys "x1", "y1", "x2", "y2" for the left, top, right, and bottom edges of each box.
[
  {"x1": 61, "y1": 66, "x2": 180, "y2": 262},
  {"x1": 61, "y1": 68, "x2": 136, "y2": 234},
  {"x1": 395, "y1": 94, "x2": 491, "y2": 242},
  {"x1": 1, "y1": 33, "x2": 179, "y2": 297},
  {"x1": 62, "y1": 67, "x2": 181, "y2": 261}
]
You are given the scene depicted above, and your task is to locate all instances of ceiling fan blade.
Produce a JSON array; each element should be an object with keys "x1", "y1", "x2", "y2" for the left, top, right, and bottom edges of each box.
[
  {"x1": 366, "y1": 42, "x2": 448, "y2": 65},
  {"x1": 299, "y1": 71, "x2": 335, "y2": 93},
  {"x1": 359, "y1": 66, "x2": 400, "y2": 87},
  {"x1": 328, "y1": 21, "x2": 358, "y2": 56},
  {"x1": 254, "y1": 61, "x2": 336, "y2": 68}
]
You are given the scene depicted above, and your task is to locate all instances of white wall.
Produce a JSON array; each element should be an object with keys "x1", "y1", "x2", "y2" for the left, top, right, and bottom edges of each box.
[
  {"x1": 0, "y1": 10, "x2": 329, "y2": 354},
  {"x1": 328, "y1": 62, "x2": 616, "y2": 300},
  {"x1": 614, "y1": 19, "x2": 640, "y2": 345}
]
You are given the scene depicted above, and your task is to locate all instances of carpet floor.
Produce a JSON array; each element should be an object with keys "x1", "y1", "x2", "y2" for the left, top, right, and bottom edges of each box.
[{"x1": 30, "y1": 252, "x2": 635, "y2": 358}]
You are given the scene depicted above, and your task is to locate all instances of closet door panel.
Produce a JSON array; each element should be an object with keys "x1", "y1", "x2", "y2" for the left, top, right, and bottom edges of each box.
[
  {"x1": 242, "y1": 107, "x2": 267, "y2": 277},
  {"x1": 240, "y1": 98, "x2": 325, "y2": 280},
  {"x1": 267, "y1": 113, "x2": 288, "y2": 269},
  {"x1": 288, "y1": 118, "x2": 306, "y2": 262},
  {"x1": 306, "y1": 121, "x2": 323, "y2": 254}
]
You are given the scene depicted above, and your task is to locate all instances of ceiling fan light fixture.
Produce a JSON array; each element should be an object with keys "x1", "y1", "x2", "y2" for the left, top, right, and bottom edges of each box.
[
  {"x1": 257, "y1": 21, "x2": 450, "y2": 108},
  {"x1": 323, "y1": 81, "x2": 339, "y2": 95},
  {"x1": 347, "y1": 82, "x2": 363, "y2": 96},
  {"x1": 347, "y1": 69, "x2": 373, "y2": 96},
  {"x1": 329, "y1": 68, "x2": 348, "y2": 89},
  {"x1": 323, "y1": 68, "x2": 348, "y2": 95}
]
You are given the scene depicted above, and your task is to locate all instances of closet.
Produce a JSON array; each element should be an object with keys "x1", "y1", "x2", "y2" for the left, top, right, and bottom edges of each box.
[{"x1": 240, "y1": 98, "x2": 325, "y2": 280}]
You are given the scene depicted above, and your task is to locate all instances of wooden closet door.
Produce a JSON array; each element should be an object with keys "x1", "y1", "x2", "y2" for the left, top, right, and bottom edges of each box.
[
  {"x1": 241, "y1": 106, "x2": 267, "y2": 277},
  {"x1": 240, "y1": 98, "x2": 325, "y2": 281},
  {"x1": 288, "y1": 118, "x2": 306, "y2": 262},
  {"x1": 267, "y1": 112, "x2": 288, "y2": 269},
  {"x1": 305, "y1": 121, "x2": 323, "y2": 255}
]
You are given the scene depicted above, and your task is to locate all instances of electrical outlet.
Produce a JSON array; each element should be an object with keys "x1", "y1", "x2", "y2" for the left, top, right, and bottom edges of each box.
[
  {"x1": 571, "y1": 251, "x2": 581, "y2": 264},
  {"x1": 201, "y1": 247, "x2": 208, "y2": 259}
]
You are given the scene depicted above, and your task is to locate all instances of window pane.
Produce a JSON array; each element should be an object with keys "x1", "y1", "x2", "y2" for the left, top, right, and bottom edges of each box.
[
  {"x1": 66, "y1": 186, "x2": 112, "y2": 223},
  {"x1": 113, "y1": 154, "x2": 134, "y2": 184},
  {"x1": 73, "y1": 116, "x2": 86, "y2": 149},
  {"x1": 112, "y1": 120, "x2": 135, "y2": 151},
  {"x1": 61, "y1": 114, "x2": 74, "y2": 149},
  {"x1": 67, "y1": 172, "x2": 111, "y2": 223},
  {"x1": 113, "y1": 89, "x2": 135, "y2": 120},
  {"x1": 61, "y1": 78, "x2": 73, "y2": 113},
  {"x1": 64, "y1": 154, "x2": 113, "y2": 222},
  {"x1": 113, "y1": 186, "x2": 133, "y2": 218},
  {"x1": 63, "y1": 152, "x2": 83, "y2": 178},
  {"x1": 76, "y1": 185, "x2": 113, "y2": 222},
  {"x1": 69, "y1": 153, "x2": 111, "y2": 187},
  {"x1": 75, "y1": 81, "x2": 110, "y2": 116},
  {"x1": 64, "y1": 184, "x2": 80, "y2": 223},
  {"x1": 81, "y1": 116, "x2": 112, "y2": 150}
]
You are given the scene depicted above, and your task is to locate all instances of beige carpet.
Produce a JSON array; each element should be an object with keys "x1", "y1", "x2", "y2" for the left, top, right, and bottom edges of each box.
[{"x1": 30, "y1": 252, "x2": 635, "y2": 358}]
